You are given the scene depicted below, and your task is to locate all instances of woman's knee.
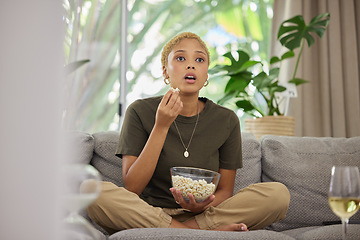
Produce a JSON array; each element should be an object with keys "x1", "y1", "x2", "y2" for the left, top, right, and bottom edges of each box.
[
  {"x1": 87, "y1": 182, "x2": 126, "y2": 220},
  {"x1": 90, "y1": 182, "x2": 122, "y2": 206},
  {"x1": 263, "y1": 182, "x2": 290, "y2": 214}
]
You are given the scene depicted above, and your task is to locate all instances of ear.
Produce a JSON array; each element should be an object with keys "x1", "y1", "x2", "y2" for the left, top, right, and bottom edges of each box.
[{"x1": 162, "y1": 66, "x2": 169, "y2": 79}]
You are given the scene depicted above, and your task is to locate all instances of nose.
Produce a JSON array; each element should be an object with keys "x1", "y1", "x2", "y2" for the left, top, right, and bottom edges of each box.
[{"x1": 187, "y1": 66, "x2": 195, "y2": 69}]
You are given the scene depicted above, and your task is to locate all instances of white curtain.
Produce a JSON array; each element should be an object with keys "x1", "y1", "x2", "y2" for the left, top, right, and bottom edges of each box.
[{"x1": 272, "y1": 0, "x2": 360, "y2": 137}]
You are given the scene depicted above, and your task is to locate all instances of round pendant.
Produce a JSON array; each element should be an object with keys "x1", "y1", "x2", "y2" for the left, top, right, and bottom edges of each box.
[{"x1": 184, "y1": 150, "x2": 189, "y2": 158}]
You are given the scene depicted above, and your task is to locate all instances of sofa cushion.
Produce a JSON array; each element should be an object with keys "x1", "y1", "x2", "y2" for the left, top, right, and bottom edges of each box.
[
  {"x1": 64, "y1": 131, "x2": 94, "y2": 164},
  {"x1": 109, "y1": 228, "x2": 295, "y2": 240},
  {"x1": 90, "y1": 131, "x2": 261, "y2": 194},
  {"x1": 261, "y1": 135, "x2": 360, "y2": 231},
  {"x1": 282, "y1": 224, "x2": 360, "y2": 240},
  {"x1": 233, "y1": 132, "x2": 262, "y2": 194},
  {"x1": 91, "y1": 131, "x2": 123, "y2": 187}
]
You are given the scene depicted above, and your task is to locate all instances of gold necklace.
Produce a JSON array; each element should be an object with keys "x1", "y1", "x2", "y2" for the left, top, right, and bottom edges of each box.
[{"x1": 173, "y1": 102, "x2": 199, "y2": 158}]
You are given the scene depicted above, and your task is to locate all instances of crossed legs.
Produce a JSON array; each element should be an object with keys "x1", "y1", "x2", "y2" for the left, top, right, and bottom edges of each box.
[{"x1": 87, "y1": 182, "x2": 290, "y2": 235}]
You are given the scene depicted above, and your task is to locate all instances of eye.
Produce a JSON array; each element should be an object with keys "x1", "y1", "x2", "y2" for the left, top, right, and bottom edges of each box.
[
  {"x1": 196, "y1": 58, "x2": 204, "y2": 63},
  {"x1": 176, "y1": 56, "x2": 185, "y2": 61}
]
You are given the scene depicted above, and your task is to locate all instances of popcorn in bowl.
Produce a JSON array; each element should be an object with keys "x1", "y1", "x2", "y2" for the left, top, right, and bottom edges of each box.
[{"x1": 170, "y1": 167, "x2": 221, "y2": 202}]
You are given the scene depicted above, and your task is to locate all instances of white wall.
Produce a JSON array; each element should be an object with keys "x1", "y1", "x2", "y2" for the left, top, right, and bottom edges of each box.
[{"x1": 0, "y1": 1, "x2": 64, "y2": 239}]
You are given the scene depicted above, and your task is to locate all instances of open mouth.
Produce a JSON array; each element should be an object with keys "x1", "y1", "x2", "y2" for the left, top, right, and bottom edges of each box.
[
  {"x1": 184, "y1": 73, "x2": 197, "y2": 82},
  {"x1": 185, "y1": 76, "x2": 196, "y2": 80}
]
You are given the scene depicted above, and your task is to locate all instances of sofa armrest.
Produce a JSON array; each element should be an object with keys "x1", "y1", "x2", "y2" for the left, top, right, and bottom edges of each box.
[
  {"x1": 91, "y1": 131, "x2": 123, "y2": 187},
  {"x1": 64, "y1": 131, "x2": 94, "y2": 164}
]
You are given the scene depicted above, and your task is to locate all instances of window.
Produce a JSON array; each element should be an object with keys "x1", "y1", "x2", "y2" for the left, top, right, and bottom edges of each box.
[{"x1": 63, "y1": 0, "x2": 273, "y2": 133}]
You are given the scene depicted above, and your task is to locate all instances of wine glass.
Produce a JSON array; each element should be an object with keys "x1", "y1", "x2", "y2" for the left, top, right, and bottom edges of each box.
[
  {"x1": 328, "y1": 166, "x2": 360, "y2": 240},
  {"x1": 61, "y1": 164, "x2": 102, "y2": 240}
]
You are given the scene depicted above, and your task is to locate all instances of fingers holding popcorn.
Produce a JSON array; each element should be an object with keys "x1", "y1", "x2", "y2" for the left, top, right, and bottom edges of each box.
[
  {"x1": 156, "y1": 88, "x2": 183, "y2": 129},
  {"x1": 170, "y1": 174, "x2": 217, "y2": 213}
]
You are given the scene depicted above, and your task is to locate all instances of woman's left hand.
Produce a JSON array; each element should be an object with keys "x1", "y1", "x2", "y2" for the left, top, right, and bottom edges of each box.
[{"x1": 170, "y1": 188, "x2": 215, "y2": 213}]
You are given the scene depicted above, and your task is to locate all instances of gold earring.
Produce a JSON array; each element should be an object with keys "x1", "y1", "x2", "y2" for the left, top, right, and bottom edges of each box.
[
  {"x1": 204, "y1": 80, "x2": 209, "y2": 87},
  {"x1": 164, "y1": 78, "x2": 170, "y2": 85}
]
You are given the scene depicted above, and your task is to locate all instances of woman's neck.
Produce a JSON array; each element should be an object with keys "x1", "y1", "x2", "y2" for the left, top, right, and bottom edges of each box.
[{"x1": 179, "y1": 94, "x2": 203, "y2": 117}]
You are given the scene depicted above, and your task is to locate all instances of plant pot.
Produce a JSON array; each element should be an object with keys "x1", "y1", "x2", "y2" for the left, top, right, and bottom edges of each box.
[{"x1": 244, "y1": 116, "x2": 295, "y2": 140}]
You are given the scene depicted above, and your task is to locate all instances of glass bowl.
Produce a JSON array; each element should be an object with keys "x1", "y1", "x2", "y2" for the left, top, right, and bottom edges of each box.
[{"x1": 170, "y1": 167, "x2": 221, "y2": 202}]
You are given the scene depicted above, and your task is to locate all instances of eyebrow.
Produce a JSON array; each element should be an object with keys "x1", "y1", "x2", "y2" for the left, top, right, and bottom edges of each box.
[{"x1": 174, "y1": 49, "x2": 207, "y2": 55}]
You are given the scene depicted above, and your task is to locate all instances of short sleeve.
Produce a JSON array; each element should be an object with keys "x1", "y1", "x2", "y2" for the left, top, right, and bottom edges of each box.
[
  {"x1": 115, "y1": 100, "x2": 150, "y2": 158},
  {"x1": 218, "y1": 112, "x2": 242, "y2": 169}
]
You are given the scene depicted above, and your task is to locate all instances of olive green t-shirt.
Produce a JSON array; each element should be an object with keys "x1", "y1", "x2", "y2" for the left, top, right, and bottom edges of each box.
[{"x1": 116, "y1": 96, "x2": 242, "y2": 208}]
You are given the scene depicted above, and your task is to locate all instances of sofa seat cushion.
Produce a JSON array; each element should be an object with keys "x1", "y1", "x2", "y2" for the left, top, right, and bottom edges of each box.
[
  {"x1": 91, "y1": 131, "x2": 123, "y2": 187},
  {"x1": 282, "y1": 224, "x2": 360, "y2": 240},
  {"x1": 109, "y1": 228, "x2": 295, "y2": 240},
  {"x1": 233, "y1": 132, "x2": 262, "y2": 194},
  {"x1": 261, "y1": 135, "x2": 360, "y2": 231},
  {"x1": 63, "y1": 221, "x2": 108, "y2": 240}
]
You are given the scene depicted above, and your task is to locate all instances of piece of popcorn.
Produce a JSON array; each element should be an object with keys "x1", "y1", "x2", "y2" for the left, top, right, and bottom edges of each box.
[{"x1": 170, "y1": 87, "x2": 180, "y2": 93}]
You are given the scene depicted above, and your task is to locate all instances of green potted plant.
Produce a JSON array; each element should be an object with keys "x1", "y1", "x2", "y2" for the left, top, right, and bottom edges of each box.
[{"x1": 210, "y1": 12, "x2": 330, "y2": 139}]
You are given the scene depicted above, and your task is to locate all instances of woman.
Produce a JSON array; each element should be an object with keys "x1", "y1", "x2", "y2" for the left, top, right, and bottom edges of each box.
[{"x1": 87, "y1": 32, "x2": 290, "y2": 234}]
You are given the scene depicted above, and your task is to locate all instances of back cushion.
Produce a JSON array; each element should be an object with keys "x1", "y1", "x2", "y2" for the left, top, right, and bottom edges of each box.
[
  {"x1": 91, "y1": 131, "x2": 123, "y2": 187},
  {"x1": 65, "y1": 131, "x2": 94, "y2": 164},
  {"x1": 261, "y1": 135, "x2": 360, "y2": 231},
  {"x1": 90, "y1": 131, "x2": 261, "y2": 194},
  {"x1": 233, "y1": 132, "x2": 262, "y2": 194}
]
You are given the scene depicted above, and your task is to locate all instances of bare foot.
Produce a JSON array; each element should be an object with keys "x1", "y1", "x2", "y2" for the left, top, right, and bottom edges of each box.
[{"x1": 213, "y1": 223, "x2": 248, "y2": 232}]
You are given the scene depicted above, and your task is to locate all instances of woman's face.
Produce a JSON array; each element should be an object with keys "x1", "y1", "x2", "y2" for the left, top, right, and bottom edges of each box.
[{"x1": 163, "y1": 38, "x2": 209, "y2": 94}]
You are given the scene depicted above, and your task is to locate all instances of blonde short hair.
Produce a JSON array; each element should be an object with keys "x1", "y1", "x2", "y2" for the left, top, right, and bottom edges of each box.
[{"x1": 161, "y1": 32, "x2": 210, "y2": 67}]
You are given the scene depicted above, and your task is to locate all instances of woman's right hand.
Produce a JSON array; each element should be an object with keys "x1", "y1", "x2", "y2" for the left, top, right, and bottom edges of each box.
[{"x1": 155, "y1": 89, "x2": 183, "y2": 129}]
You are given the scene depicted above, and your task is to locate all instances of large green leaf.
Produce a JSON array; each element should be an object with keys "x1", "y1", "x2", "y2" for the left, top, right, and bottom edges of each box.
[
  {"x1": 252, "y1": 71, "x2": 269, "y2": 89},
  {"x1": 288, "y1": 78, "x2": 309, "y2": 86},
  {"x1": 224, "y1": 72, "x2": 252, "y2": 93},
  {"x1": 236, "y1": 100, "x2": 255, "y2": 112},
  {"x1": 217, "y1": 50, "x2": 261, "y2": 76},
  {"x1": 277, "y1": 13, "x2": 330, "y2": 50},
  {"x1": 270, "y1": 50, "x2": 294, "y2": 64},
  {"x1": 222, "y1": 51, "x2": 250, "y2": 74}
]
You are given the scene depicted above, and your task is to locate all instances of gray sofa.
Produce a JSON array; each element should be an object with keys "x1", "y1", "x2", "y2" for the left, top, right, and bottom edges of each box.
[{"x1": 70, "y1": 131, "x2": 360, "y2": 239}]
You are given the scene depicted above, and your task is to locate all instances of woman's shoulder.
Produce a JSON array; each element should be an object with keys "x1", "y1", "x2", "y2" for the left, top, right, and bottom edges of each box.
[
  {"x1": 128, "y1": 96, "x2": 162, "y2": 109},
  {"x1": 125, "y1": 96, "x2": 162, "y2": 119},
  {"x1": 203, "y1": 98, "x2": 238, "y2": 119},
  {"x1": 200, "y1": 98, "x2": 240, "y2": 131}
]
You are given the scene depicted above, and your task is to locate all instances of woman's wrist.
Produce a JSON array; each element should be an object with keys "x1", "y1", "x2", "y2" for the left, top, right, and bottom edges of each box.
[{"x1": 152, "y1": 122, "x2": 171, "y2": 135}]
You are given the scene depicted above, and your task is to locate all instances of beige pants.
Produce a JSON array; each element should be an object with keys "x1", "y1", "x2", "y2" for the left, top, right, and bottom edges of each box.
[{"x1": 87, "y1": 182, "x2": 290, "y2": 235}]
